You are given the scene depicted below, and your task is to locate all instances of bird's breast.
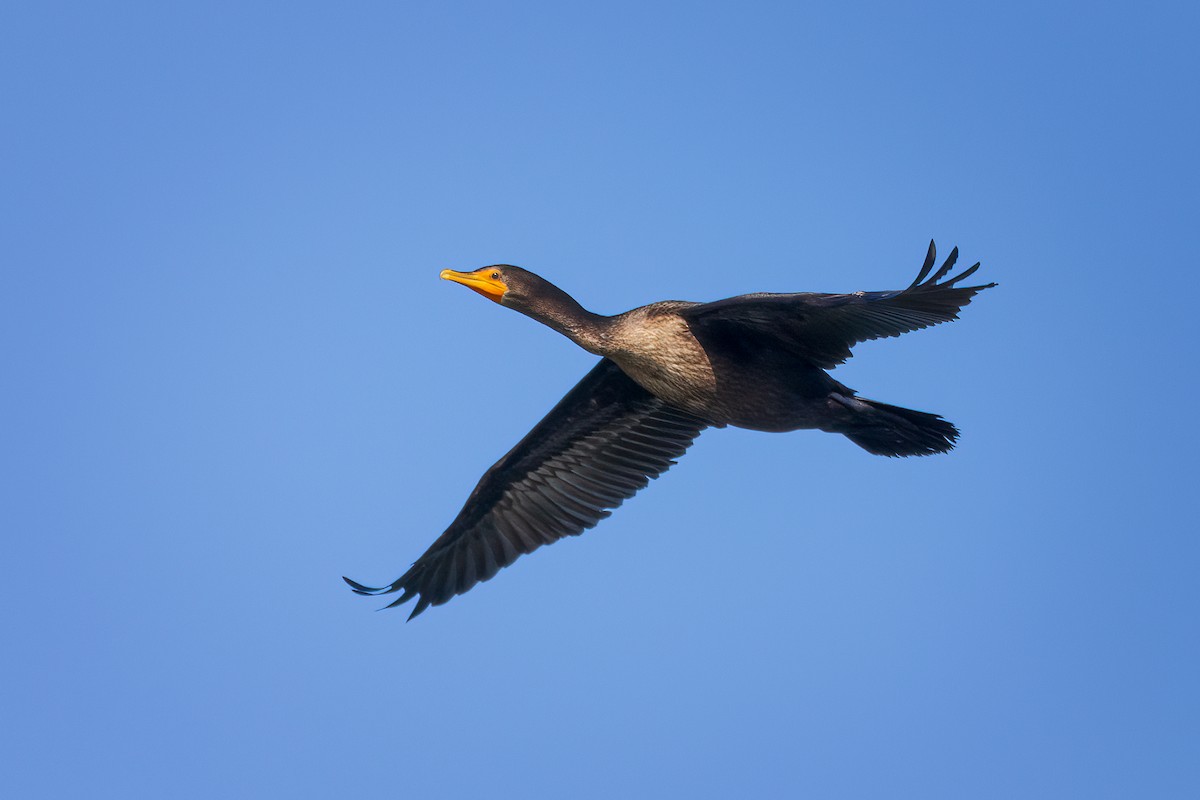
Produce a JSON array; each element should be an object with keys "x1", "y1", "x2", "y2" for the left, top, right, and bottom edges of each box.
[{"x1": 605, "y1": 313, "x2": 717, "y2": 414}]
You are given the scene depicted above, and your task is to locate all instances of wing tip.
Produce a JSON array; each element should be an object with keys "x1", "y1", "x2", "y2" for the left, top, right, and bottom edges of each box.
[
  {"x1": 909, "y1": 240, "x2": 938, "y2": 287},
  {"x1": 912, "y1": 245, "x2": 995, "y2": 293},
  {"x1": 406, "y1": 598, "x2": 432, "y2": 621},
  {"x1": 343, "y1": 575, "x2": 390, "y2": 596}
]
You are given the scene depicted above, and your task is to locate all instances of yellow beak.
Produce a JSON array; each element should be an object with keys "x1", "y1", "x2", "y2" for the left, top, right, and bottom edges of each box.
[{"x1": 440, "y1": 268, "x2": 507, "y2": 304}]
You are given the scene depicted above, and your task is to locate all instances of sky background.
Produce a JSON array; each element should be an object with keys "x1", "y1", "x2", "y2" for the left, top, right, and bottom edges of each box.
[{"x1": 3, "y1": 1, "x2": 1198, "y2": 797}]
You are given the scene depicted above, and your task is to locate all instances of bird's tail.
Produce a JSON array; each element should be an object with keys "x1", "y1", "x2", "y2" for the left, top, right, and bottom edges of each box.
[{"x1": 831, "y1": 393, "x2": 959, "y2": 457}]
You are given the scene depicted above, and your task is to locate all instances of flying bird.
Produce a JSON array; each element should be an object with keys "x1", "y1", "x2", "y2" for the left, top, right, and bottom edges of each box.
[{"x1": 345, "y1": 242, "x2": 995, "y2": 619}]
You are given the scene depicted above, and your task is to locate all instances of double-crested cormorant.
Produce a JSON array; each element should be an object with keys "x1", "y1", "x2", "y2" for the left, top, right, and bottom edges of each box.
[{"x1": 345, "y1": 242, "x2": 995, "y2": 619}]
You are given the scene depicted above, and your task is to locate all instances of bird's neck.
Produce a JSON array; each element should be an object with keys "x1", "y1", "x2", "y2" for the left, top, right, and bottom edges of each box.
[{"x1": 519, "y1": 292, "x2": 618, "y2": 355}]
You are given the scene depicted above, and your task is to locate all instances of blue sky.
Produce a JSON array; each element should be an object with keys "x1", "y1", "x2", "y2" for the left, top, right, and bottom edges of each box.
[{"x1": 3, "y1": 2, "x2": 1198, "y2": 797}]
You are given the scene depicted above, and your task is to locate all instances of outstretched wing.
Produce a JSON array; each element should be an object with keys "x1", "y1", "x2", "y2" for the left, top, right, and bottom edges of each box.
[
  {"x1": 683, "y1": 241, "x2": 996, "y2": 369},
  {"x1": 344, "y1": 359, "x2": 708, "y2": 619}
]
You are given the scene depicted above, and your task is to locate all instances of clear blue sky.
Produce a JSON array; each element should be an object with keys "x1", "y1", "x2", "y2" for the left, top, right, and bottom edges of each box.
[{"x1": 3, "y1": 2, "x2": 1198, "y2": 798}]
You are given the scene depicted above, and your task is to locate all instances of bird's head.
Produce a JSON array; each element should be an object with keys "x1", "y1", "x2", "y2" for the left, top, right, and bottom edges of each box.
[{"x1": 439, "y1": 265, "x2": 576, "y2": 318}]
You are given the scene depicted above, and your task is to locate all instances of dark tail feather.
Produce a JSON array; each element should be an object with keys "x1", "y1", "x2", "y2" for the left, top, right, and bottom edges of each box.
[{"x1": 835, "y1": 395, "x2": 960, "y2": 457}]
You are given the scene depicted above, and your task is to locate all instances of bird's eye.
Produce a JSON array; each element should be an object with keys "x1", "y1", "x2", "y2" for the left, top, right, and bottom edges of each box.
[{"x1": 490, "y1": 271, "x2": 500, "y2": 280}]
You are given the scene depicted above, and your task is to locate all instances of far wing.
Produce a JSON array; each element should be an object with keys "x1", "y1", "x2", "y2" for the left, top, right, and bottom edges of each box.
[
  {"x1": 684, "y1": 241, "x2": 996, "y2": 368},
  {"x1": 344, "y1": 359, "x2": 708, "y2": 619}
]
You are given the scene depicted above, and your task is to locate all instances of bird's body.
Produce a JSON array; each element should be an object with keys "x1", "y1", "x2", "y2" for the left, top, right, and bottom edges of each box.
[
  {"x1": 581, "y1": 301, "x2": 847, "y2": 432},
  {"x1": 346, "y1": 242, "x2": 996, "y2": 618}
]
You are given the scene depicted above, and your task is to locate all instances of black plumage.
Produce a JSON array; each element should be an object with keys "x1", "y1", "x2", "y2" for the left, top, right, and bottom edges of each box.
[
  {"x1": 346, "y1": 241, "x2": 995, "y2": 619},
  {"x1": 686, "y1": 242, "x2": 986, "y2": 369},
  {"x1": 346, "y1": 361, "x2": 707, "y2": 618}
]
